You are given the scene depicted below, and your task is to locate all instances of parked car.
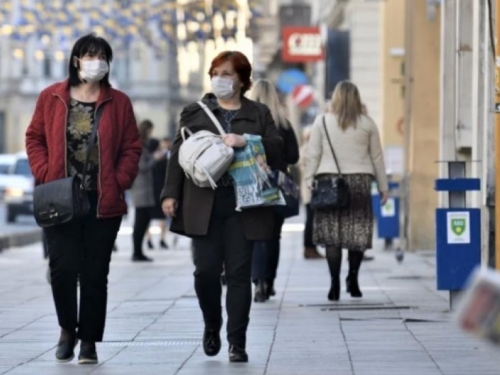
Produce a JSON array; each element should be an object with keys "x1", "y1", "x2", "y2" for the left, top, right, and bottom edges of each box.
[
  {"x1": 1, "y1": 153, "x2": 35, "y2": 223},
  {"x1": 0, "y1": 154, "x2": 17, "y2": 202}
]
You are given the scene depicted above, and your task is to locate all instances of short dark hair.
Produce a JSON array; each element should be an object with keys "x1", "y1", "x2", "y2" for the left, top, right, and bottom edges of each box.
[
  {"x1": 68, "y1": 33, "x2": 113, "y2": 87},
  {"x1": 139, "y1": 119, "x2": 154, "y2": 144},
  {"x1": 208, "y1": 51, "x2": 252, "y2": 94}
]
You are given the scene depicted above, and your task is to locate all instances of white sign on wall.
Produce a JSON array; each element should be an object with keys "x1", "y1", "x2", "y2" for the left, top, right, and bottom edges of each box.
[
  {"x1": 381, "y1": 198, "x2": 396, "y2": 217},
  {"x1": 447, "y1": 212, "x2": 471, "y2": 244}
]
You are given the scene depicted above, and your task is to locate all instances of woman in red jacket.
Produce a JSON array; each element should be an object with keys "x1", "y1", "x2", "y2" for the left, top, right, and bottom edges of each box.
[{"x1": 25, "y1": 34, "x2": 141, "y2": 365}]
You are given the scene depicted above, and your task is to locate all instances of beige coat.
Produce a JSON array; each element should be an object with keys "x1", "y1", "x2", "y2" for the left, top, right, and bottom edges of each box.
[
  {"x1": 304, "y1": 114, "x2": 389, "y2": 193},
  {"x1": 299, "y1": 143, "x2": 312, "y2": 204}
]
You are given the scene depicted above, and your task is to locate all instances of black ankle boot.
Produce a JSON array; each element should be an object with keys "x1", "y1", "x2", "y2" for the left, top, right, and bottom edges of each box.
[
  {"x1": 229, "y1": 345, "x2": 248, "y2": 363},
  {"x1": 266, "y1": 280, "x2": 275, "y2": 299},
  {"x1": 254, "y1": 280, "x2": 268, "y2": 303},
  {"x1": 78, "y1": 341, "x2": 98, "y2": 365},
  {"x1": 203, "y1": 319, "x2": 223, "y2": 357},
  {"x1": 346, "y1": 271, "x2": 362, "y2": 298},
  {"x1": 328, "y1": 277, "x2": 340, "y2": 301},
  {"x1": 55, "y1": 330, "x2": 78, "y2": 363}
]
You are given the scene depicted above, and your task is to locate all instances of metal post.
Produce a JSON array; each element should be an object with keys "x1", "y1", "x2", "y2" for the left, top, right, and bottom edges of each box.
[
  {"x1": 402, "y1": 0, "x2": 414, "y2": 253},
  {"x1": 495, "y1": 0, "x2": 500, "y2": 270},
  {"x1": 448, "y1": 161, "x2": 466, "y2": 310}
]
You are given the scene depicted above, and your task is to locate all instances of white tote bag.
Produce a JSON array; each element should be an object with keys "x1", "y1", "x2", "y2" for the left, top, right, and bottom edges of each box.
[{"x1": 178, "y1": 101, "x2": 234, "y2": 189}]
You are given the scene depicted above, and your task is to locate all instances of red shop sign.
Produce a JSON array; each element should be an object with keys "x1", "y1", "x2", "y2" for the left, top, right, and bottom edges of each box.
[{"x1": 282, "y1": 26, "x2": 324, "y2": 63}]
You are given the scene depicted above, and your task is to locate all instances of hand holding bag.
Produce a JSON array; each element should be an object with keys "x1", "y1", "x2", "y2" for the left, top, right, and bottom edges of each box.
[
  {"x1": 273, "y1": 170, "x2": 300, "y2": 218},
  {"x1": 33, "y1": 107, "x2": 103, "y2": 228},
  {"x1": 178, "y1": 101, "x2": 234, "y2": 189},
  {"x1": 228, "y1": 134, "x2": 284, "y2": 210},
  {"x1": 310, "y1": 116, "x2": 351, "y2": 210}
]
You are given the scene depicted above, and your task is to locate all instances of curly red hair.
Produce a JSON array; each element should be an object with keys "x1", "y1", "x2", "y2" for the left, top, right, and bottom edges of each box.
[{"x1": 208, "y1": 51, "x2": 252, "y2": 94}]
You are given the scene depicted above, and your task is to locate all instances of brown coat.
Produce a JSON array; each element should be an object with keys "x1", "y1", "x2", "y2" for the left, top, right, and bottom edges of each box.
[{"x1": 161, "y1": 94, "x2": 284, "y2": 240}]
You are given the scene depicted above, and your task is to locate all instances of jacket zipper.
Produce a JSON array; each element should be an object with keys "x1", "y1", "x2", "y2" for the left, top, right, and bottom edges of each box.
[
  {"x1": 53, "y1": 94, "x2": 69, "y2": 178},
  {"x1": 94, "y1": 97, "x2": 112, "y2": 218}
]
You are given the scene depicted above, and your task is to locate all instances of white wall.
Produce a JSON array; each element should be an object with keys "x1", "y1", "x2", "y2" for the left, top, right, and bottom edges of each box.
[{"x1": 342, "y1": 1, "x2": 382, "y2": 127}]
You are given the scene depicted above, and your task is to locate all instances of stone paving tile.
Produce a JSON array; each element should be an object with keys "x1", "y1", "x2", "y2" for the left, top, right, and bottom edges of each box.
[{"x1": 1, "y1": 220, "x2": 500, "y2": 374}]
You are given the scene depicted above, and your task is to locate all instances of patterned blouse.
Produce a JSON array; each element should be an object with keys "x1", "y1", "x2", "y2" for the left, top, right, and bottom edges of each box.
[{"x1": 66, "y1": 99, "x2": 99, "y2": 191}]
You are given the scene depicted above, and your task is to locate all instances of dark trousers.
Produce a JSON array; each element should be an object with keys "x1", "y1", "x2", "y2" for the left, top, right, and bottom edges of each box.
[
  {"x1": 133, "y1": 207, "x2": 152, "y2": 256},
  {"x1": 252, "y1": 216, "x2": 284, "y2": 283},
  {"x1": 192, "y1": 187, "x2": 253, "y2": 347},
  {"x1": 304, "y1": 204, "x2": 315, "y2": 248},
  {"x1": 43, "y1": 192, "x2": 122, "y2": 342}
]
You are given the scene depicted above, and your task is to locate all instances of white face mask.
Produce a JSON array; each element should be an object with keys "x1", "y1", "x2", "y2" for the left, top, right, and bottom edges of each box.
[
  {"x1": 211, "y1": 76, "x2": 235, "y2": 100},
  {"x1": 79, "y1": 59, "x2": 109, "y2": 83}
]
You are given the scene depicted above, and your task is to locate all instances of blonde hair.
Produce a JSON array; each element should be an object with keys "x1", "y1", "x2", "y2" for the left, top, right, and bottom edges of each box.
[
  {"x1": 330, "y1": 81, "x2": 363, "y2": 130},
  {"x1": 249, "y1": 79, "x2": 289, "y2": 129}
]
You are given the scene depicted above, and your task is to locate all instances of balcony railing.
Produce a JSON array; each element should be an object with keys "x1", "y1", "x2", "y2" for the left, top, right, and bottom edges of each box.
[{"x1": 0, "y1": 77, "x2": 202, "y2": 103}]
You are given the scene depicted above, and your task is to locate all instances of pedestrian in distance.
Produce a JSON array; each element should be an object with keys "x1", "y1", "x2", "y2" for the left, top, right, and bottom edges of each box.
[
  {"x1": 130, "y1": 120, "x2": 165, "y2": 262},
  {"x1": 248, "y1": 79, "x2": 299, "y2": 303},
  {"x1": 145, "y1": 136, "x2": 172, "y2": 250},
  {"x1": 25, "y1": 33, "x2": 142, "y2": 364},
  {"x1": 304, "y1": 81, "x2": 389, "y2": 302},
  {"x1": 161, "y1": 51, "x2": 283, "y2": 363},
  {"x1": 299, "y1": 125, "x2": 324, "y2": 260}
]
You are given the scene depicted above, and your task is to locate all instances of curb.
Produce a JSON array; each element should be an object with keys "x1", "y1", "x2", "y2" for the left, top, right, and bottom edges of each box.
[{"x1": 0, "y1": 228, "x2": 42, "y2": 251}]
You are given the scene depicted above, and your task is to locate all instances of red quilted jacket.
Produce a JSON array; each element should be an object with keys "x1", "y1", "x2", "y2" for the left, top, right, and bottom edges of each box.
[{"x1": 25, "y1": 80, "x2": 142, "y2": 218}]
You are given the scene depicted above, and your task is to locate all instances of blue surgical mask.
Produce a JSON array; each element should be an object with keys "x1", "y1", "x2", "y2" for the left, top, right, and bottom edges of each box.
[{"x1": 211, "y1": 76, "x2": 235, "y2": 100}]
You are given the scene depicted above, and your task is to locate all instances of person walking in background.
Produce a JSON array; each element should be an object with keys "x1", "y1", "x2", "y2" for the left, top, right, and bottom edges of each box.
[
  {"x1": 25, "y1": 33, "x2": 141, "y2": 364},
  {"x1": 248, "y1": 79, "x2": 299, "y2": 303},
  {"x1": 299, "y1": 126, "x2": 324, "y2": 260},
  {"x1": 304, "y1": 81, "x2": 388, "y2": 302},
  {"x1": 161, "y1": 51, "x2": 283, "y2": 363},
  {"x1": 130, "y1": 120, "x2": 163, "y2": 262},
  {"x1": 145, "y1": 136, "x2": 172, "y2": 250}
]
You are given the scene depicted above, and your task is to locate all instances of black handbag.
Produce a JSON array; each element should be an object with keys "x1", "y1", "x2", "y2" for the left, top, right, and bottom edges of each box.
[
  {"x1": 272, "y1": 170, "x2": 300, "y2": 219},
  {"x1": 310, "y1": 116, "x2": 350, "y2": 211},
  {"x1": 33, "y1": 107, "x2": 103, "y2": 228}
]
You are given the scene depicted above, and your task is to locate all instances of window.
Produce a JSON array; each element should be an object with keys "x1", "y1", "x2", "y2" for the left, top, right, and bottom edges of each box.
[
  {"x1": 43, "y1": 56, "x2": 52, "y2": 78},
  {"x1": 13, "y1": 159, "x2": 32, "y2": 176}
]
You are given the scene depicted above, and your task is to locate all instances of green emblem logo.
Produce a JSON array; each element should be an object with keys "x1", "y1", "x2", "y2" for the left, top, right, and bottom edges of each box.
[{"x1": 451, "y1": 219, "x2": 466, "y2": 236}]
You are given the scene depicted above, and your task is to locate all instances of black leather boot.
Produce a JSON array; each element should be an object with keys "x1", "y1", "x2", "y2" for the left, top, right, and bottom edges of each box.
[
  {"x1": 203, "y1": 318, "x2": 223, "y2": 357},
  {"x1": 266, "y1": 280, "x2": 275, "y2": 299},
  {"x1": 229, "y1": 345, "x2": 248, "y2": 363},
  {"x1": 254, "y1": 280, "x2": 268, "y2": 303},
  {"x1": 327, "y1": 277, "x2": 340, "y2": 301},
  {"x1": 55, "y1": 330, "x2": 78, "y2": 363},
  {"x1": 346, "y1": 271, "x2": 362, "y2": 298},
  {"x1": 78, "y1": 341, "x2": 98, "y2": 365}
]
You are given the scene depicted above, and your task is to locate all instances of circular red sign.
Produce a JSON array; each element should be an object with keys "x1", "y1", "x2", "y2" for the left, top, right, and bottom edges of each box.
[{"x1": 291, "y1": 85, "x2": 314, "y2": 108}]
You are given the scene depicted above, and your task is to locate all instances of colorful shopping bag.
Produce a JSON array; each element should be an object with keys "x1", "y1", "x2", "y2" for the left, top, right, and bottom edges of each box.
[{"x1": 228, "y1": 134, "x2": 284, "y2": 210}]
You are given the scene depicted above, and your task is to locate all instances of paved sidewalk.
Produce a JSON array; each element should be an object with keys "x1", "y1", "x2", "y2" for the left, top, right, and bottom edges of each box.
[{"x1": 0, "y1": 221, "x2": 499, "y2": 375}]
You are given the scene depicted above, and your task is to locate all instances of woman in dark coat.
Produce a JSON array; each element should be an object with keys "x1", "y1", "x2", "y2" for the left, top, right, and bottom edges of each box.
[
  {"x1": 130, "y1": 120, "x2": 162, "y2": 262},
  {"x1": 161, "y1": 51, "x2": 283, "y2": 363},
  {"x1": 145, "y1": 137, "x2": 171, "y2": 249},
  {"x1": 249, "y1": 79, "x2": 299, "y2": 302}
]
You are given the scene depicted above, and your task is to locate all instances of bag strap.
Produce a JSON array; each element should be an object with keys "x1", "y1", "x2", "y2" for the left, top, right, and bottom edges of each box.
[
  {"x1": 322, "y1": 115, "x2": 343, "y2": 177},
  {"x1": 81, "y1": 106, "x2": 103, "y2": 188},
  {"x1": 197, "y1": 101, "x2": 227, "y2": 135}
]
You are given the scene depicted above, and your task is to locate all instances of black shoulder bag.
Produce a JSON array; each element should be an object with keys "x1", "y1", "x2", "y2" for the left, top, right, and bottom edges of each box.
[
  {"x1": 310, "y1": 116, "x2": 351, "y2": 211},
  {"x1": 33, "y1": 107, "x2": 103, "y2": 228}
]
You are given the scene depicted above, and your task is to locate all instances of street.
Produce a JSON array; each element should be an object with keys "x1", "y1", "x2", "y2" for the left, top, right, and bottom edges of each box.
[
  {"x1": 0, "y1": 221, "x2": 499, "y2": 375},
  {"x1": 0, "y1": 204, "x2": 40, "y2": 251}
]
